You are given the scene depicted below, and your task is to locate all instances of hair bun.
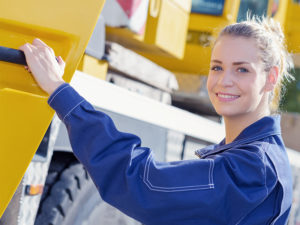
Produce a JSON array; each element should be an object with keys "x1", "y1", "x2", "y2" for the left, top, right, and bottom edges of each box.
[{"x1": 262, "y1": 18, "x2": 284, "y2": 45}]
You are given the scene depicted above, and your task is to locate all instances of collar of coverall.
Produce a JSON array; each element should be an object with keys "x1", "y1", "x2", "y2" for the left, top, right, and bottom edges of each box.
[{"x1": 195, "y1": 115, "x2": 281, "y2": 158}]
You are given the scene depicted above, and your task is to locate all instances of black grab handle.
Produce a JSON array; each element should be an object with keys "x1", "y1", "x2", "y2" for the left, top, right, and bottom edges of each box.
[{"x1": 0, "y1": 46, "x2": 27, "y2": 66}]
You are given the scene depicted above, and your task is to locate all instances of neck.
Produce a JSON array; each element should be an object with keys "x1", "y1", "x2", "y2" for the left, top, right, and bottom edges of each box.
[{"x1": 223, "y1": 109, "x2": 269, "y2": 144}]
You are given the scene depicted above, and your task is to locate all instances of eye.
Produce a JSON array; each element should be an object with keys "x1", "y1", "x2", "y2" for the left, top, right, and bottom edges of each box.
[
  {"x1": 211, "y1": 65, "x2": 223, "y2": 71},
  {"x1": 237, "y1": 67, "x2": 249, "y2": 73}
]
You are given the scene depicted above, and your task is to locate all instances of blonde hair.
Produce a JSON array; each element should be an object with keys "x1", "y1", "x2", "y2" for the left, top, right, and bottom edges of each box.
[{"x1": 215, "y1": 16, "x2": 294, "y2": 113}]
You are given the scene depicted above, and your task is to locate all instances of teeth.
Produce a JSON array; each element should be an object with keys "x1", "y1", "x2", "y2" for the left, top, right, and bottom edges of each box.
[{"x1": 218, "y1": 94, "x2": 239, "y2": 99}]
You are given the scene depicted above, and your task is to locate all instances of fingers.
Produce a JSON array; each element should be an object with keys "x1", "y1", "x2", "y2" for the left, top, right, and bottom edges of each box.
[
  {"x1": 19, "y1": 43, "x2": 35, "y2": 54},
  {"x1": 20, "y1": 39, "x2": 63, "y2": 65},
  {"x1": 34, "y1": 38, "x2": 55, "y2": 56},
  {"x1": 18, "y1": 39, "x2": 66, "y2": 95},
  {"x1": 20, "y1": 38, "x2": 65, "y2": 73},
  {"x1": 19, "y1": 42, "x2": 39, "y2": 65},
  {"x1": 32, "y1": 38, "x2": 48, "y2": 47},
  {"x1": 19, "y1": 43, "x2": 37, "y2": 72}
]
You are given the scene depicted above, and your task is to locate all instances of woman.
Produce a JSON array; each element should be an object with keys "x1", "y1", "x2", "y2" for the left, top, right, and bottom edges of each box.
[{"x1": 20, "y1": 17, "x2": 293, "y2": 225}]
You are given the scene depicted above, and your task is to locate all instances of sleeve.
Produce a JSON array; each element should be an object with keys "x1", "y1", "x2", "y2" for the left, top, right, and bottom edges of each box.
[{"x1": 48, "y1": 83, "x2": 269, "y2": 225}]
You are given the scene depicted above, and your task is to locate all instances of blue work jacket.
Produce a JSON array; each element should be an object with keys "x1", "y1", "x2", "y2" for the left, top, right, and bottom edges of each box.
[{"x1": 48, "y1": 83, "x2": 293, "y2": 225}]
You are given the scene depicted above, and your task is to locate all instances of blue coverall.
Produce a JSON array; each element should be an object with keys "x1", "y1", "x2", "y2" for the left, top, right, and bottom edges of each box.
[{"x1": 48, "y1": 83, "x2": 293, "y2": 225}]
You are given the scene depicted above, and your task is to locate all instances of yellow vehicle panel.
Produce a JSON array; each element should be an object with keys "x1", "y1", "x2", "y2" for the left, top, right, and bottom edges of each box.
[
  {"x1": 269, "y1": 0, "x2": 300, "y2": 53},
  {"x1": 78, "y1": 55, "x2": 108, "y2": 80},
  {"x1": 0, "y1": 0, "x2": 105, "y2": 217},
  {"x1": 269, "y1": 0, "x2": 300, "y2": 64},
  {"x1": 269, "y1": 0, "x2": 289, "y2": 27},
  {"x1": 137, "y1": 0, "x2": 241, "y2": 75},
  {"x1": 106, "y1": 0, "x2": 192, "y2": 59},
  {"x1": 284, "y1": 0, "x2": 300, "y2": 53}
]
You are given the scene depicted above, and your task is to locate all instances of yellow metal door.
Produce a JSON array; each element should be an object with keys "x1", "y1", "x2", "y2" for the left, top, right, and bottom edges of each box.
[
  {"x1": 0, "y1": 0, "x2": 105, "y2": 217},
  {"x1": 138, "y1": 0, "x2": 241, "y2": 75},
  {"x1": 270, "y1": 0, "x2": 300, "y2": 53},
  {"x1": 284, "y1": 0, "x2": 300, "y2": 53},
  {"x1": 106, "y1": 0, "x2": 192, "y2": 59}
]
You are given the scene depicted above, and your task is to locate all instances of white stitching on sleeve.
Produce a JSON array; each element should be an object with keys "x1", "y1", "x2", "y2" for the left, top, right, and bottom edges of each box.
[
  {"x1": 209, "y1": 159, "x2": 214, "y2": 185},
  {"x1": 63, "y1": 100, "x2": 85, "y2": 122},
  {"x1": 262, "y1": 142, "x2": 269, "y2": 196},
  {"x1": 143, "y1": 154, "x2": 215, "y2": 192},
  {"x1": 48, "y1": 85, "x2": 70, "y2": 105}
]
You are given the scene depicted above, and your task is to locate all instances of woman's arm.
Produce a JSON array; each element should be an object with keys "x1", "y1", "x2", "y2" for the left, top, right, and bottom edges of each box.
[{"x1": 48, "y1": 83, "x2": 270, "y2": 225}]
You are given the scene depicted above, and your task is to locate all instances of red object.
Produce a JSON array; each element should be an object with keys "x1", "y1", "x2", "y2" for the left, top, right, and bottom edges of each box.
[{"x1": 117, "y1": 0, "x2": 142, "y2": 18}]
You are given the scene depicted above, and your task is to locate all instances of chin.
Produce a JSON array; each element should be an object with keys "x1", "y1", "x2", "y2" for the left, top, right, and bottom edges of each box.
[{"x1": 214, "y1": 108, "x2": 243, "y2": 118}]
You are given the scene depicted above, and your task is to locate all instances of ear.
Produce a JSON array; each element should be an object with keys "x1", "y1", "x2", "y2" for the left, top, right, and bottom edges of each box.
[{"x1": 264, "y1": 66, "x2": 279, "y2": 92}]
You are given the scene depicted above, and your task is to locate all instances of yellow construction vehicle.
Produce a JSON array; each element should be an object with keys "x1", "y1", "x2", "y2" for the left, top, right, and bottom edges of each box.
[{"x1": 1, "y1": 0, "x2": 300, "y2": 225}]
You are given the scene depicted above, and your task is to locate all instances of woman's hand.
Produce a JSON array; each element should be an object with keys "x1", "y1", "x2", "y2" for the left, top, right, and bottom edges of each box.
[{"x1": 19, "y1": 38, "x2": 66, "y2": 95}]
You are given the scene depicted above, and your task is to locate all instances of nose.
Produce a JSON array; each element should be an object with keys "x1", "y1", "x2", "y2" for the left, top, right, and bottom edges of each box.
[{"x1": 218, "y1": 69, "x2": 234, "y2": 87}]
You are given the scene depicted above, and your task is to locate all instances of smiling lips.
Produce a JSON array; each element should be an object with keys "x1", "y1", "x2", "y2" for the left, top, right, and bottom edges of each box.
[{"x1": 216, "y1": 92, "x2": 240, "y2": 102}]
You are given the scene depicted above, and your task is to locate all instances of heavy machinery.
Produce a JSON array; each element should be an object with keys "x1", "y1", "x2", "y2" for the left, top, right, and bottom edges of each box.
[{"x1": 1, "y1": 0, "x2": 300, "y2": 224}]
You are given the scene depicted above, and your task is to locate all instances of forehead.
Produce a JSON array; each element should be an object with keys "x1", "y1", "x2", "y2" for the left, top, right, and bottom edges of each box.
[{"x1": 212, "y1": 35, "x2": 261, "y2": 64}]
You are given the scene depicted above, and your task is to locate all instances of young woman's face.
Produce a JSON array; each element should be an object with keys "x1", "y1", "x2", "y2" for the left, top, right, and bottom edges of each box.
[{"x1": 207, "y1": 35, "x2": 269, "y2": 119}]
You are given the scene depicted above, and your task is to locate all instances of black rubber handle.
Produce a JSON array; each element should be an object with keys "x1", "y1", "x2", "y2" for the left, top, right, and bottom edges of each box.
[{"x1": 0, "y1": 46, "x2": 27, "y2": 66}]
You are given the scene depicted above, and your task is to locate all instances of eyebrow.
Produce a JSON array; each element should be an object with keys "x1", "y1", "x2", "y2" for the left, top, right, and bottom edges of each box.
[
  {"x1": 211, "y1": 59, "x2": 222, "y2": 64},
  {"x1": 211, "y1": 59, "x2": 250, "y2": 65},
  {"x1": 233, "y1": 61, "x2": 250, "y2": 65}
]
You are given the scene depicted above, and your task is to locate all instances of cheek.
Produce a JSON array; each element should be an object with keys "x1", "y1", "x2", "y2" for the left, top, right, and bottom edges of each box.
[
  {"x1": 240, "y1": 76, "x2": 264, "y2": 98},
  {"x1": 206, "y1": 75, "x2": 214, "y2": 92},
  {"x1": 206, "y1": 76, "x2": 217, "y2": 102}
]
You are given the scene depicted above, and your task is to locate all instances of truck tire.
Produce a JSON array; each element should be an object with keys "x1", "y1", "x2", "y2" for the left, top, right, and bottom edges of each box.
[{"x1": 35, "y1": 153, "x2": 140, "y2": 225}]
